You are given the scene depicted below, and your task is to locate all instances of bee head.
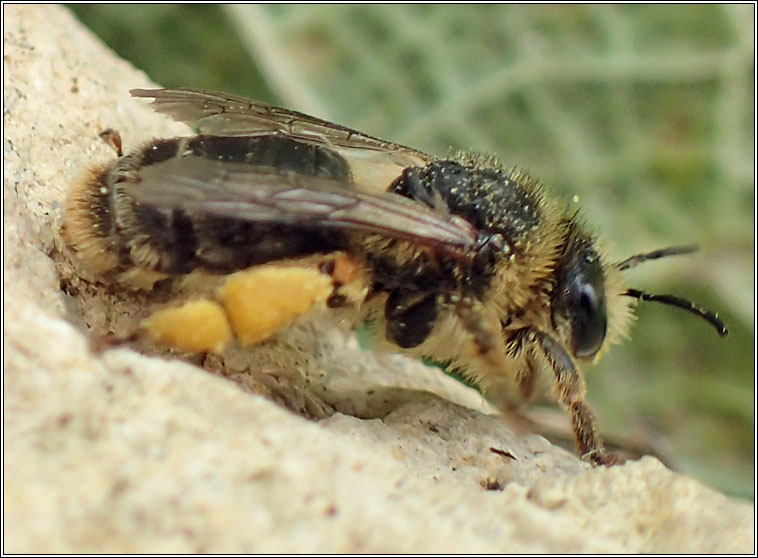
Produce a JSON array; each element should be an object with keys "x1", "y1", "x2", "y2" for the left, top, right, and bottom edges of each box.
[
  {"x1": 551, "y1": 226, "x2": 609, "y2": 360},
  {"x1": 551, "y1": 234, "x2": 730, "y2": 364}
]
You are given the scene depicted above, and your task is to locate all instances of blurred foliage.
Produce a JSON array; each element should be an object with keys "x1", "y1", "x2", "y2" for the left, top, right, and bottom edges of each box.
[{"x1": 69, "y1": 4, "x2": 754, "y2": 499}]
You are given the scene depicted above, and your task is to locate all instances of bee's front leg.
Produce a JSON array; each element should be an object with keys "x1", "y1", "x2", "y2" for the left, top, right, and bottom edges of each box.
[
  {"x1": 452, "y1": 298, "x2": 522, "y2": 408},
  {"x1": 535, "y1": 331, "x2": 623, "y2": 466}
]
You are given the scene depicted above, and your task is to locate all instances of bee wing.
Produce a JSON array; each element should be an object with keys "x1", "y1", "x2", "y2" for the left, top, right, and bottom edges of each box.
[
  {"x1": 128, "y1": 156, "x2": 477, "y2": 257},
  {"x1": 130, "y1": 88, "x2": 433, "y2": 192}
]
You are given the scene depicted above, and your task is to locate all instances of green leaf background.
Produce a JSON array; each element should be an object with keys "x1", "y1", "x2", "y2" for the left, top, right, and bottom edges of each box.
[{"x1": 69, "y1": 4, "x2": 754, "y2": 500}]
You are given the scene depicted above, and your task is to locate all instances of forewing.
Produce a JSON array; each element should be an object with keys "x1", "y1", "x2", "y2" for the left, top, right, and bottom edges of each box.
[
  {"x1": 130, "y1": 88, "x2": 433, "y2": 192},
  {"x1": 127, "y1": 156, "x2": 476, "y2": 257}
]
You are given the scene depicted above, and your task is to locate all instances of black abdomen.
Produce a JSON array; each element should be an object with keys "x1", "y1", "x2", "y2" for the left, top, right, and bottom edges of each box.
[{"x1": 113, "y1": 135, "x2": 353, "y2": 274}]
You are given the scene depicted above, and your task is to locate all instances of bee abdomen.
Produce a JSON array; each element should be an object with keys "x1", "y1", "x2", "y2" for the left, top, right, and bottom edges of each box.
[
  {"x1": 66, "y1": 135, "x2": 356, "y2": 285},
  {"x1": 186, "y1": 135, "x2": 352, "y2": 180}
]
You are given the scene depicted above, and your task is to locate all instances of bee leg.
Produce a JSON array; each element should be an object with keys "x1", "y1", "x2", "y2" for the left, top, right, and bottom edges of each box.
[
  {"x1": 142, "y1": 298, "x2": 233, "y2": 354},
  {"x1": 218, "y1": 265, "x2": 334, "y2": 346},
  {"x1": 98, "y1": 128, "x2": 123, "y2": 156},
  {"x1": 452, "y1": 298, "x2": 497, "y2": 354},
  {"x1": 87, "y1": 330, "x2": 141, "y2": 355},
  {"x1": 390, "y1": 166, "x2": 446, "y2": 211},
  {"x1": 517, "y1": 359, "x2": 538, "y2": 400},
  {"x1": 535, "y1": 331, "x2": 622, "y2": 466},
  {"x1": 385, "y1": 290, "x2": 439, "y2": 348},
  {"x1": 453, "y1": 298, "x2": 522, "y2": 407},
  {"x1": 142, "y1": 255, "x2": 358, "y2": 354}
]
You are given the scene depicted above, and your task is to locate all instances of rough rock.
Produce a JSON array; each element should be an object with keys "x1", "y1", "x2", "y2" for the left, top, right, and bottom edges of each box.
[{"x1": 3, "y1": 5, "x2": 754, "y2": 553}]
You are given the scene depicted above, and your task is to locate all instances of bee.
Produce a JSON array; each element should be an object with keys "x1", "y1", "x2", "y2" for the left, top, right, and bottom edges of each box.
[{"x1": 62, "y1": 88, "x2": 728, "y2": 466}]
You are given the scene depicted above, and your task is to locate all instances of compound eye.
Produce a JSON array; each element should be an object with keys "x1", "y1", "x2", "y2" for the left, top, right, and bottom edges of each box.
[
  {"x1": 572, "y1": 280, "x2": 607, "y2": 358},
  {"x1": 553, "y1": 243, "x2": 609, "y2": 359}
]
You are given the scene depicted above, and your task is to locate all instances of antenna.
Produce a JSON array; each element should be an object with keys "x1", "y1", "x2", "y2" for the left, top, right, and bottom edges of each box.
[
  {"x1": 616, "y1": 245, "x2": 698, "y2": 271},
  {"x1": 624, "y1": 288, "x2": 728, "y2": 337}
]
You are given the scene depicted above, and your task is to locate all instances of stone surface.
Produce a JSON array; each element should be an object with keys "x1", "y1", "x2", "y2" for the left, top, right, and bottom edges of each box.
[{"x1": 3, "y1": 5, "x2": 754, "y2": 553}]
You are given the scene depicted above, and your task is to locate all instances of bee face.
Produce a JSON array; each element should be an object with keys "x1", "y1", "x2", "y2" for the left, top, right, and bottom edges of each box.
[
  {"x1": 551, "y1": 228, "x2": 608, "y2": 359},
  {"x1": 62, "y1": 88, "x2": 727, "y2": 468}
]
